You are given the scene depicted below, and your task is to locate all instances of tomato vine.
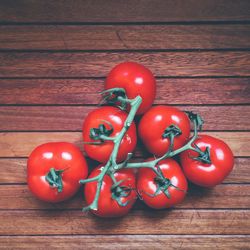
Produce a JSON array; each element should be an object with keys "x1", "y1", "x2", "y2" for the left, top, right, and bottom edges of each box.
[{"x1": 80, "y1": 88, "x2": 205, "y2": 212}]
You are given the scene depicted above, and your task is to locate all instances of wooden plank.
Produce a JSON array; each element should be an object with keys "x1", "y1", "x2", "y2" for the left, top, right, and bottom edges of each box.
[
  {"x1": 0, "y1": 0, "x2": 249, "y2": 23},
  {"x1": 1, "y1": 78, "x2": 249, "y2": 105},
  {"x1": 1, "y1": 25, "x2": 250, "y2": 50},
  {"x1": 0, "y1": 105, "x2": 249, "y2": 131},
  {"x1": 1, "y1": 157, "x2": 248, "y2": 184},
  {"x1": 0, "y1": 210, "x2": 249, "y2": 235},
  {"x1": 224, "y1": 158, "x2": 250, "y2": 183},
  {"x1": 0, "y1": 158, "x2": 27, "y2": 183},
  {"x1": 184, "y1": 184, "x2": 250, "y2": 209},
  {"x1": 0, "y1": 52, "x2": 249, "y2": 77},
  {"x1": 0, "y1": 106, "x2": 90, "y2": 131},
  {"x1": 0, "y1": 79, "x2": 102, "y2": 105},
  {"x1": 0, "y1": 132, "x2": 248, "y2": 157},
  {"x1": 0, "y1": 235, "x2": 249, "y2": 249},
  {"x1": 0, "y1": 184, "x2": 249, "y2": 210}
]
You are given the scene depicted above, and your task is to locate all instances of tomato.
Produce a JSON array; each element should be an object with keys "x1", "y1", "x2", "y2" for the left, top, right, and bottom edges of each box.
[
  {"x1": 180, "y1": 135, "x2": 234, "y2": 187},
  {"x1": 138, "y1": 105, "x2": 191, "y2": 156},
  {"x1": 137, "y1": 158, "x2": 188, "y2": 209},
  {"x1": 83, "y1": 106, "x2": 137, "y2": 163},
  {"x1": 27, "y1": 142, "x2": 88, "y2": 203},
  {"x1": 84, "y1": 166, "x2": 137, "y2": 217},
  {"x1": 105, "y1": 62, "x2": 156, "y2": 114}
]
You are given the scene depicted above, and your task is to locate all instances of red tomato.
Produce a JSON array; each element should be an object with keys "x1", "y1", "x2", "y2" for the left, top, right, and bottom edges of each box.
[
  {"x1": 27, "y1": 142, "x2": 88, "y2": 203},
  {"x1": 83, "y1": 106, "x2": 137, "y2": 163},
  {"x1": 138, "y1": 105, "x2": 191, "y2": 156},
  {"x1": 137, "y1": 158, "x2": 188, "y2": 209},
  {"x1": 84, "y1": 166, "x2": 137, "y2": 217},
  {"x1": 105, "y1": 62, "x2": 156, "y2": 114},
  {"x1": 180, "y1": 135, "x2": 234, "y2": 187}
]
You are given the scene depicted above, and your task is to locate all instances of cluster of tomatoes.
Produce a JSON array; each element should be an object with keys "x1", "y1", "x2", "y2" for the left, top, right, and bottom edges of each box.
[{"x1": 27, "y1": 62, "x2": 234, "y2": 218}]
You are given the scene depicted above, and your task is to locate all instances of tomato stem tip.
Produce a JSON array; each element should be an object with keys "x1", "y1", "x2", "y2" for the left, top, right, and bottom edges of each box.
[{"x1": 45, "y1": 168, "x2": 64, "y2": 193}]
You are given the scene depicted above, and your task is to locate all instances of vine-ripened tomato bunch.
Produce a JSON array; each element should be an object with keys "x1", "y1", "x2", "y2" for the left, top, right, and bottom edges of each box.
[{"x1": 27, "y1": 62, "x2": 234, "y2": 218}]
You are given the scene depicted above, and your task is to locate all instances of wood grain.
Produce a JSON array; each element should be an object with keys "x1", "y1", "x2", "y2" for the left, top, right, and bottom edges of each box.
[
  {"x1": 0, "y1": 105, "x2": 249, "y2": 131},
  {"x1": 1, "y1": 52, "x2": 250, "y2": 77},
  {"x1": 0, "y1": 235, "x2": 249, "y2": 250},
  {"x1": 0, "y1": 210, "x2": 249, "y2": 235},
  {"x1": 0, "y1": 0, "x2": 249, "y2": 23},
  {"x1": 0, "y1": 158, "x2": 27, "y2": 183},
  {"x1": 1, "y1": 78, "x2": 249, "y2": 105},
  {"x1": 1, "y1": 25, "x2": 250, "y2": 50},
  {"x1": 0, "y1": 0, "x2": 249, "y2": 246},
  {"x1": 0, "y1": 132, "x2": 248, "y2": 157},
  {"x1": 0, "y1": 184, "x2": 249, "y2": 210},
  {"x1": 1, "y1": 157, "x2": 249, "y2": 184}
]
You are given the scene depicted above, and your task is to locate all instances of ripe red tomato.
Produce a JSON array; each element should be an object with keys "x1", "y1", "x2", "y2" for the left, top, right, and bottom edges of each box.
[
  {"x1": 27, "y1": 142, "x2": 88, "y2": 203},
  {"x1": 83, "y1": 106, "x2": 137, "y2": 163},
  {"x1": 84, "y1": 166, "x2": 137, "y2": 217},
  {"x1": 138, "y1": 105, "x2": 191, "y2": 156},
  {"x1": 137, "y1": 158, "x2": 188, "y2": 209},
  {"x1": 180, "y1": 135, "x2": 234, "y2": 187},
  {"x1": 105, "y1": 62, "x2": 156, "y2": 114}
]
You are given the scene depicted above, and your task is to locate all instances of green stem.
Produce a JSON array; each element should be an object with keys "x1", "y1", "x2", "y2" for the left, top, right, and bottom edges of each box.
[
  {"x1": 125, "y1": 120, "x2": 199, "y2": 174},
  {"x1": 79, "y1": 176, "x2": 99, "y2": 184},
  {"x1": 168, "y1": 120, "x2": 198, "y2": 157},
  {"x1": 117, "y1": 96, "x2": 134, "y2": 104},
  {"x1": 81, "y1": 95, "x2": 142, "y2": 212},
  {"x1": 125, "y1": 162, "x2": 160, "y2": 175},
  {"x1": 99, "y1": 135, "x2": 116, "y2": 141},
  {"x1": 124, "y1": 133, "x2": 175, "y2": 180},
  {"x1": 109, "y1": 96, "x2": 142, "y2": 168}
]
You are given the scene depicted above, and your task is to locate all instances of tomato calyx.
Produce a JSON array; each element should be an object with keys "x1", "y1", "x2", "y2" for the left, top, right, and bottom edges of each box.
[
  {"x1": 185, "y1": 111, "x2": 204, "y2": 130},
  {"x1": 145, "y1": 166, "x2": 185, "y2": 199},
  {"x1": 111, "y1": 179, "x2": 132, "y2": 207},
  {"x1": 162, "y1": 124, "x2": 182, "y2": 139},
  {"x1": 89, "y1": 122, "x2": 114, "y2": 142},
  {"x1": 191, "y1": 144, "x2": 211, "y2": 164},
  {"x1": 101, "y1": 88, "x2": 128, "y2": 110},
  {"x1": 153, "y1": 177, "x2": 178, "y2": 199},
  {"x1": 45, "y1": 168, "x2": 64, "y2": 193}
]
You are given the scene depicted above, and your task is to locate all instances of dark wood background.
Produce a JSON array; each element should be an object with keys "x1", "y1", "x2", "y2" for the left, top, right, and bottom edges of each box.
[{"x1": 0, "y1": 0, "x2": 250, "y2": 249}]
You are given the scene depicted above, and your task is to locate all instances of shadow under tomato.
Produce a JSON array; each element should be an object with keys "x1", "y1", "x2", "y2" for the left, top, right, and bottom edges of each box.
[{"x1": 187, "y1": 182, "x2": 214, "y2": 197}]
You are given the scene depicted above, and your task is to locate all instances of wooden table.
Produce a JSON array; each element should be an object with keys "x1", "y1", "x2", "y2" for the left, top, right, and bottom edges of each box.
[{"x1": 0, "y1": 1, "x2": 250, "y2": 249}]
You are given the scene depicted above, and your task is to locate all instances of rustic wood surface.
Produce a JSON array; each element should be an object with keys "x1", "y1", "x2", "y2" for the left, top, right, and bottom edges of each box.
[
  {"x1": 1, "y1": 25, "x2": 250, "y2": 50},
  {"x1": 1, "y1": 106, "x2": 250, "y2": 131},
  {"x1": 1, "y1": 78, "x2": 249, "y2": 105},
  {"x1": 0, "y1": 0, "x2": 249, "y2": 23},
  {"x1": 0, "y1": 0, "x2": 249, "y2": 249},
  {"x1": 1, "y1": 52, "x2": 250, "y2": 77},
  {"x1": 1, "y1": 235, "x2": 250, "y2": 250}
]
